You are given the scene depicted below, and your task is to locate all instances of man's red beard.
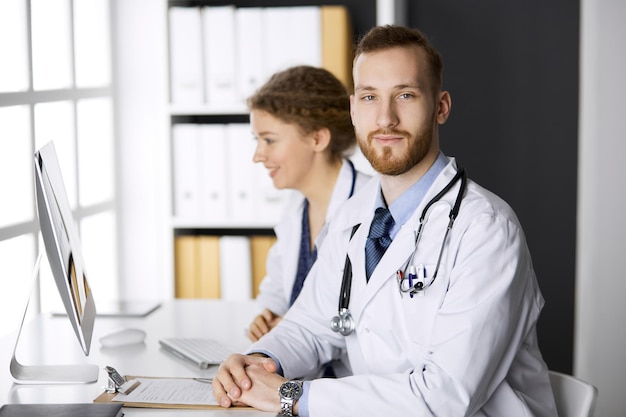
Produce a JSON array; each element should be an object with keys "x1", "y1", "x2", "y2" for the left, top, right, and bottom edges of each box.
[{"x1": 357, "y1": 124, "x2": 434, "y2": 176}]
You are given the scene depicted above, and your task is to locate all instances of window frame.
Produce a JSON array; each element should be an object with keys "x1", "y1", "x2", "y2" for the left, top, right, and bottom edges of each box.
[{"x1": 0, "y1": 0, "x2": 116, "y2": 332}]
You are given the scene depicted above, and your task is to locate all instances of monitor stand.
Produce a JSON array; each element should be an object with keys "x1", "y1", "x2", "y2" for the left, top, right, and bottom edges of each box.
[{"x1": 10, "y1": 251, "x2": 99, "y2": 384}]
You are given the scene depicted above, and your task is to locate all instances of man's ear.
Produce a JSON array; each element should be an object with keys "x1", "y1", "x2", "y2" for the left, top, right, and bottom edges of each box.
[
  {"x1": 436, "y1": 91, "x2": 452, "y2": 124},
  {"x1": 350, "y1": 94, "x2": 356, "y2": 125}
]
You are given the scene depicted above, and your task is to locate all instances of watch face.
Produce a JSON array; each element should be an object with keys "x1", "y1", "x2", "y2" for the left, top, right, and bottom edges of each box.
[{"x1": 279, "y1": 381, "x2": 302, "y2": 399}]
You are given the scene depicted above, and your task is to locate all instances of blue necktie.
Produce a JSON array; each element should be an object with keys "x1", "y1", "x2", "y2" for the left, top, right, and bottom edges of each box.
[
  {"x1": 365, "y1": 207, "x2": 395, "y2": 282},
  {"x1": 289, "y1": 200, "x2": 317, "y2": 306}
]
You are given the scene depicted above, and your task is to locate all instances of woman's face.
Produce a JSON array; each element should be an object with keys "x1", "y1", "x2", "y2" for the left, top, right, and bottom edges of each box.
[{"x1": 251, "y1": 109, "x2": 317, "y2": 191}]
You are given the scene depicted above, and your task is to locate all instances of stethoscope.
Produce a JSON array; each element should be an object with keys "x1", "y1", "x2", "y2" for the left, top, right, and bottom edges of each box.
[
  {"x1": 330, "y1": 167, "x2": 467, "y2": 336},
  {"x1": 346, "y1": 159, "x2": 357, "y2": 198}
]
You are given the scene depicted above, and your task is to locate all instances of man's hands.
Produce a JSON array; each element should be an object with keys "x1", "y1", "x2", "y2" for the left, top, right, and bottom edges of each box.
[
  {"x1": 212, "y1": 353, "x2": 287, "y2": 412},
  {"x1": 247, "y1": 309, "x2": 282, "y2": 341}
]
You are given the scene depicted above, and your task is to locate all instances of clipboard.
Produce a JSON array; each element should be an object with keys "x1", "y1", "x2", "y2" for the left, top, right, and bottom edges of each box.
[{"x1": 94, "y1": 375, "x2": 250, "y2": 410}]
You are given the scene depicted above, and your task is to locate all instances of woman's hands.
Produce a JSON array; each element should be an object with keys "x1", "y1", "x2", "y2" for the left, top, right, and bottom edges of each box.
[{"x1": 247, "y1": 309, "x2": 282, "y2": 341}]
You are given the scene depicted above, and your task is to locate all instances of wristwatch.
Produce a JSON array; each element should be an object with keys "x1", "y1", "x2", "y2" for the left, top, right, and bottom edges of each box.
[{"x1": 278, "y1": 380, "x2": 303, "y2": 417}]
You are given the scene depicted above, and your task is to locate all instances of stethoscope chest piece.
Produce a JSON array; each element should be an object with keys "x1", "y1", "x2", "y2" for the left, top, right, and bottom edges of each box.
[{"x1": 330, "y1": 308, "x2": 355, "y2": 336}]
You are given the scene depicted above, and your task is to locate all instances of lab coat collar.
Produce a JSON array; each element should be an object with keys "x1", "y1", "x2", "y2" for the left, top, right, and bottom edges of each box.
[
  {"x1": 339, "y1": 157, "x2": 462, "y2": 317},
  {"x1": 332, "y1": 157, "x2": 461, "y2": 235}
]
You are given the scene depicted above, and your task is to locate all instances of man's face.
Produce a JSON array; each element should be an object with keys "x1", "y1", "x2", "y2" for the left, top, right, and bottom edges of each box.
[{"x1": 350, "y1": 45, "x2": 447, "y2": 176}]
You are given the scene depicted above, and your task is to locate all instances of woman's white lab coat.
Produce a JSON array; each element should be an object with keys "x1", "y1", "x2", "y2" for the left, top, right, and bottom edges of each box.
[
  {"x1": 255, "y1": 159, "x2": 371, "y2": 316},
  {"x1": 251, "y1": 157, "x2": 558, "y2": 417}
]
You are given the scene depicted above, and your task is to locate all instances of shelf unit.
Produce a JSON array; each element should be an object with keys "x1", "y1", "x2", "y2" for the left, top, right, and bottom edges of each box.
[{"x1": 165, "y1": 2, "x2": 356, "y2": 300}]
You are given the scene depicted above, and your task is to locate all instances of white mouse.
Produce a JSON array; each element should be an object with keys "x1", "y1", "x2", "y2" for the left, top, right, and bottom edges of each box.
[{"x1": 100, "y1": 327, "x2": 146, "y2": 348}]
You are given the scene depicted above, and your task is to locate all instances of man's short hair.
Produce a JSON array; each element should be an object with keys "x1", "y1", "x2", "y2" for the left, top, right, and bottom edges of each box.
[{"x1": 354, "y1": 25, "x2": 444, "y2": 91}]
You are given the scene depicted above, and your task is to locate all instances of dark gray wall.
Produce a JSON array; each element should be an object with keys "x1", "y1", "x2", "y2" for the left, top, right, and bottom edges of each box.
[{"x1": 407, "y1": 1, "x2": 579, "y2": 373}]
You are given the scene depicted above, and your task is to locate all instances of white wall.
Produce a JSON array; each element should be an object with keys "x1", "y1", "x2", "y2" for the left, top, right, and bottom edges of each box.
[{"x1": 576, "y1": 1, "x2": 626, "y2": 416}]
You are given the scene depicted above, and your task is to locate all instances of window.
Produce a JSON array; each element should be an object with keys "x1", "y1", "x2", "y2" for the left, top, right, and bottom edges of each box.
[{"x1": 0, "y1": 0, "x2": 116, "y2": 336}]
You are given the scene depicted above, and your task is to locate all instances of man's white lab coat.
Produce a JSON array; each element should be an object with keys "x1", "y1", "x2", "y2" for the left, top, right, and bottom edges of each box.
[{"x1": 250, "y1": 157, "x2": 558, "y2": 417}]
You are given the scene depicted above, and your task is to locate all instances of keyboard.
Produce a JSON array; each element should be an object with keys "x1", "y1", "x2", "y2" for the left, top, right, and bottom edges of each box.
[{"x1": 158, "y1": 337, "x2": 234, "y2": 369}]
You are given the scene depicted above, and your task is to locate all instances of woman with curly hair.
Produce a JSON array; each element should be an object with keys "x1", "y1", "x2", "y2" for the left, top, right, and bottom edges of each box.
[{"x1": 247, "y1": 65, "x2": 370, "y2": 343}]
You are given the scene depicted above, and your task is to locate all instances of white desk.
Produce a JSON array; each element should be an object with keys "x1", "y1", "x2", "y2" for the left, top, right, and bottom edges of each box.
[{"x1": 0, "y1": 299, "x2": 273, "y2": 416}]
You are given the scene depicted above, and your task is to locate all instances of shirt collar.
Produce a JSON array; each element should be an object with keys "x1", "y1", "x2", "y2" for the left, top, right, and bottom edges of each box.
[{"x1": 374, "y1": 152, "x2": 448, "y2": 238}]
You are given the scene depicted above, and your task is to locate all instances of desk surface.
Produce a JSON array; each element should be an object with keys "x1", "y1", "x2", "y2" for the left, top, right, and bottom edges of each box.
[{"x1": 0, "y1": 299, "x2": 273, "y2": 416}]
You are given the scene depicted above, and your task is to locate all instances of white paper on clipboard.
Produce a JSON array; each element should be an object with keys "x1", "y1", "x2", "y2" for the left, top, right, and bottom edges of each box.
[{"x1": 112, "y1": 377, "x2": 218, "y2": 406}]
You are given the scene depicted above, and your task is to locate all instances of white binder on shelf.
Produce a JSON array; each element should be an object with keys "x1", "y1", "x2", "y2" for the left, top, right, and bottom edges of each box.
[
  {"x1": 235, "y1": 7, "x2": 265, "y2": 103},
  {"x1": 288, "y1": 6, "x2": 322, "y2": 69},
  {"x1": 219, "y1": 236, "x2": 252, "y2": 301},
  {"x1": 202, "y1": 5, "x2": 237, "y2": 107},
  {"x1": 168, "y1": 7, "x2": 204, "y2": 105},
  {"x1": 198, "y1": 124, "x2": 228, "y2": 222},
  {"x1": 262, "y1": 7, "x2": 291, "y2": 80},
  {"x1": 172, "y1": 124, "x2": 201, "y2": 220},
  {"x1": 262, "y1": 6, "x2": 322, "y2": 81},
  {"x1": 225, "y1": 123, "x2": 256, "y2": 223}
]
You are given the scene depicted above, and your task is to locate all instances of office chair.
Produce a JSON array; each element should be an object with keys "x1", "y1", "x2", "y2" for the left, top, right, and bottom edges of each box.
[{"x1": 549, "y1": 370, "x2": 598, "y2": 417}]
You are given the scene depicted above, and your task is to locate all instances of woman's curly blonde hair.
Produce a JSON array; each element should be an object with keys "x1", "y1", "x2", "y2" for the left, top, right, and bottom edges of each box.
[{"x1": 247, "y1": 65, "x2": 356, "y2": 161}]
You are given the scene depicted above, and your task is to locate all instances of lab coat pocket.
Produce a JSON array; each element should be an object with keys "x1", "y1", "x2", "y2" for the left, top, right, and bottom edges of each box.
[{"x1": 398, "y1": 262, "x2": 449, "y2": 347}]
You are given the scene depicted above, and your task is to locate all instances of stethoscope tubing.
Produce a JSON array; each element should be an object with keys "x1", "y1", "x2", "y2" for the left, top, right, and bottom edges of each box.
[
  {"x1": 346, "y1": 159, "x2": 357, "y2": 199},
  {"x1": 402, "y1": 167, "x2": 467, "y2": 293}
]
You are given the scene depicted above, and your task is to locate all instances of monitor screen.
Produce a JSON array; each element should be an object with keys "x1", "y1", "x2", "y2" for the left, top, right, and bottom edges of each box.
[{"x1": 33, "y1": 141, "x2": 96, "y2": 356}]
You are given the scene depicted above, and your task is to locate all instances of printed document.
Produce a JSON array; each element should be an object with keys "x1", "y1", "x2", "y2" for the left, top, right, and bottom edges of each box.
[{"x1": 113, "y1": 378, "x2": 217, "y2": 406}]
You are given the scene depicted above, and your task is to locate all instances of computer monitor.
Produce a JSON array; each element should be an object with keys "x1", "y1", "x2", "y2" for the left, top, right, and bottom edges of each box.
[{"x1": 10, "y1": 141, "x2": 98, "y2": 384}]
